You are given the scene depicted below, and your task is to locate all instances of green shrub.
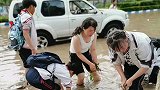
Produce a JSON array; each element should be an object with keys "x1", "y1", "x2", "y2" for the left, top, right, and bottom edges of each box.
[
  {"x1": 118, "y1": 2, "x2": 140, "y2": 8},
  {"x1": 96, "y1": 2, "x2": 110, "y2": 8},
  {"x1": 121, "y1": 5, "x2": 160, "y2": 11},
  {"x1": 140, "y1": 1, "x2": 157, "y2": 6},
  {"x1": 0, "y1": 16, "x2": 8, "y2": 23},
  {"x1": 117, "y1": 0, "x2": 160, "y2": 11},
  {"x1": 96, "y1": 0, "x2": 160, "y2": 11}
]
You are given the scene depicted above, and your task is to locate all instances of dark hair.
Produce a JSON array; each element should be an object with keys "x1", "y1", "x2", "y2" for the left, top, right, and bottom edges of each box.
[
  {"x1": 72, "y1": 17, "x2": 97, "y2": 36},
  {"x1": 111, "y1": 0, "x2": 116, "y2": 3},
  {"x1": 106, "y1": 30, "x2": 127, "y2": 51},
  {"x1": 66, "y1": 62, "x2": 75, "y2": 72},
  {"x1": 22, "y1": 0, "x2": 37, "y2": 8}
]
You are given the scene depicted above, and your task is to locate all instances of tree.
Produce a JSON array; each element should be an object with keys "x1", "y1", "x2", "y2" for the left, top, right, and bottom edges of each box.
[{"x1": 0, "y1": 0, "x2": 12, "y2": 6}]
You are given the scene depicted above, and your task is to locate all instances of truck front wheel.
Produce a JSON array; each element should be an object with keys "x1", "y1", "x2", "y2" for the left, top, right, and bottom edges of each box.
[
  {"x1": 100, "y1": 22, "x2": 124, "y2": 38},
  {"x1": 37, "y1": 30, "x2": 55, "y2": 48}
]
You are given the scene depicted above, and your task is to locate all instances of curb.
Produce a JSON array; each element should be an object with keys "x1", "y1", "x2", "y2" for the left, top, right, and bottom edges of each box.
[
  {"x1": 127, "y1": 9, "x2": 160, "y2": 14},
  {"x1": 0, "y1": 22, "x2": 9, "y2": 26}
]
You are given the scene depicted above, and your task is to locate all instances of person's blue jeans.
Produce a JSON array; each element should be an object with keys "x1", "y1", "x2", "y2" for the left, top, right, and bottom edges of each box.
[{"x1": 26, "y1": 68, "x2": 60, "y2": 90}]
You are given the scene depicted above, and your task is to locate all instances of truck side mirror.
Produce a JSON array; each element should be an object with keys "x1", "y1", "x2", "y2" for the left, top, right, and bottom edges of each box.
[{"x1": 89, "y1": 9, "x2": 97, "y2": 14}]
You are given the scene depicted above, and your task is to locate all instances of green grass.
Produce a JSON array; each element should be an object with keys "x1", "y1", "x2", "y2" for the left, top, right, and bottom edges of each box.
[
  {"x1": 96, "y1": 0, "x2": 160, "y2": 11},
  {"x1": 0, "y1": 16, "x2": 8, "y2": 23}
]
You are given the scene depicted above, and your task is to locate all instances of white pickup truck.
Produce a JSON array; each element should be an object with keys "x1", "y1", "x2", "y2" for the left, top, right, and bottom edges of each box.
[{"x1": 9, "y1": 0, "x2": 129, "y2": 47}]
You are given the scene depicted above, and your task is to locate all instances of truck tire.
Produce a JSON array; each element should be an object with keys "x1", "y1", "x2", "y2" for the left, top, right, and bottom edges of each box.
[
  {"x1": 37, "y1": 31, "x2": 55, "y2": 48},
  {"x1": 100, "y1": 22, "x2": 124, "y2": 38}
]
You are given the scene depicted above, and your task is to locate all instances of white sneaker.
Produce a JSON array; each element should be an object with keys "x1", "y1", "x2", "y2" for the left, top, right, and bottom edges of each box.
[{"x1": 16, "y1": 80, "x2": 28, "y2": 89}]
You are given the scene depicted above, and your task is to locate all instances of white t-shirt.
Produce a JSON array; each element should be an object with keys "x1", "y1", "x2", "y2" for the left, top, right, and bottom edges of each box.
[
  {"x1": 20, "y1": 10, "x2": 37, "y2": 50},
  {"x1": 35, "y1": 63, "x2": 72, "y2": 88},
  {"x1": 70, "y1": 33, "x2": 95, "y2": 53},
  {"x1": 109, "y1": 4, "x2": 117, "y2": 9},
  {"x1": 109, "y1": 31, "x2": 159, "y2": 69}
]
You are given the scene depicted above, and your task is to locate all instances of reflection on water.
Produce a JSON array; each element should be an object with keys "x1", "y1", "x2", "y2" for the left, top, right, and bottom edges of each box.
[
  {"x1": 0, "y1": 30, "x2": 25, "y2": 90},
  {"x1": 0, "y1": 12, "x2": 159, "y2": 90},
  {"x1": 126, "y1": 12, "x2": 160, "y2": 38}
]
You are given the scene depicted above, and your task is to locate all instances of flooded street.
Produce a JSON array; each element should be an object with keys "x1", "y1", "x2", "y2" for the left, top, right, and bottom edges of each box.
[{"x1": 0, "y1": 12, "x2": 160, "y2": 90}]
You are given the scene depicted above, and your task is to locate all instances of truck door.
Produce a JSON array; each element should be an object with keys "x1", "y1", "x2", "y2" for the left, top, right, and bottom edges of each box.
[
  {"x1": 41, "y1": 0, "x2": 70, "y2": 38},
  {"x1": 68, "y1": 0, "x2": 102, "y2": 35}
]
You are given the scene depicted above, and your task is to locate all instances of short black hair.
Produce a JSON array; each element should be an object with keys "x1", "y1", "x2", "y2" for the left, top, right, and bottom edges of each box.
[{"x1": 22, "y1": 0, "x2": 37, "y2": 8}]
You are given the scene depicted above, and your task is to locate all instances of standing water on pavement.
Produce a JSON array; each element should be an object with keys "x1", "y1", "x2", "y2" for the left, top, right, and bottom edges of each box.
[{"x1": 0, "y1": 12, "x2": 160, "y2": 90}]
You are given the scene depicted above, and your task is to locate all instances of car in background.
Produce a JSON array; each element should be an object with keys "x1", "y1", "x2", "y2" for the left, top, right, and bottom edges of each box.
[{"x1": 9, "y1": 0, "x2": 129, "y2": 47}]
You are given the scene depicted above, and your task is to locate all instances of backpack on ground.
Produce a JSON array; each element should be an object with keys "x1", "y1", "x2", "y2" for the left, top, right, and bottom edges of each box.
[
  {"x1": 8, "y1": 14, "x2": 24, "y2": 51},
  {"x1": 26, "y1": 52, "x2": 64, "y2": 69}
]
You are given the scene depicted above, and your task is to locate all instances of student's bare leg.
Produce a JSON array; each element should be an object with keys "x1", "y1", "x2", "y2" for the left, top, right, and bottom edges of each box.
[
  {"x1": 77, "y1": 73, "x2": 84, "y2": 85},
  {"x1": 66, "y1": 87, "x2": 71, "y2": 90},
  {"x1": 92, "y1": 71, "x2": 101, "y2": 82}
]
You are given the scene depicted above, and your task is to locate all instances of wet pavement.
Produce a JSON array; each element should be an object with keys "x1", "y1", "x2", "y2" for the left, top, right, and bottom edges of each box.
[{"x1": 0, "y1": 12, "x2": 160, "y2": 90}]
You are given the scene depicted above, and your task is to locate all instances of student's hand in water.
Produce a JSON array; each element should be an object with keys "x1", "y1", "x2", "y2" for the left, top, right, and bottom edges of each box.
[
  {"x1": 126, "y1": 79, "x2": 132, "y2": 86},
  {"x1": 89, "y1": 63, "x2": 96, "y2": 72},
  {"x1": 123, "y1": 79, "x2": 133, "y2": 90},
  {"x1": 121, "y1": 77, "x2": 127, "y2": 90}
]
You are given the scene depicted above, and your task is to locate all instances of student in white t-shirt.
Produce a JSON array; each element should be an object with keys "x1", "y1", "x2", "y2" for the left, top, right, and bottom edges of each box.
[
  {"x1": 109, "y1": 0, "x2": 117, "y2": 9},
  {"x1": 19, "y1": 0, "x2": 38, "y2": 68},
  {"x1": 106, "y1": 30, "x2": 159, "y2": 90},
  {"x1": 69, "y1": 17, "x2": 100, "y2": 86},
  {"x1": 18, "y1": 0, "x2": 37, "y2": 88}
]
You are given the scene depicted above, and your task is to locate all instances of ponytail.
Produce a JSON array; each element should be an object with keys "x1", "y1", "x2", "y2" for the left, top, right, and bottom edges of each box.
[{"x1": 72, "y1": 26, "x2": 83, "y2": 36}]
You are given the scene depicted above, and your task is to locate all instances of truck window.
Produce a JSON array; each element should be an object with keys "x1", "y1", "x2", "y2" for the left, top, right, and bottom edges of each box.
[
  {"x1": 13, "y1": 3, "x2": 23, "y2": 18},
  {"x1": 69, "y1": 1, "x2": 93, "y2": 14},
  {"x1": 41, "y1": 1, "x2": 65, "y2": 16}
]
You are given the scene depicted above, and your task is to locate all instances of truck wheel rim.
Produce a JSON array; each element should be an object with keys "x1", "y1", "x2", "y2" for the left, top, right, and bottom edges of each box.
[{"x1": 37, "y1": 36, "x2": 48, "y2": 48}]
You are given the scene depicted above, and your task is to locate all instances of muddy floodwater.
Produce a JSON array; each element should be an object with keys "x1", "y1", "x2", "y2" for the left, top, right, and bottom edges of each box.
[{"x1": 0, "y1": 12, "x2": 159, "y2": 90}]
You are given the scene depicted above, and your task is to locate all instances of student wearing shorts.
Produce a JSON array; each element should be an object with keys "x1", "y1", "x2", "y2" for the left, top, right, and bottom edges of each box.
[
  {"x1": 18, "y1": 0, "x2": 37, "y2": 88},
  {"x1": 69, "y1": 17, "x2": 101, "y2": 86}
]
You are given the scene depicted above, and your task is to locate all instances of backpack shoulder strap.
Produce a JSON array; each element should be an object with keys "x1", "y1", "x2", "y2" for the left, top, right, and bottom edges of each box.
[
  {"x1": 131, "y1": 33, "x2": 138, "y2": 48},
  {"x1": 131, "y1": 33, "x2": 154, "y2": 67},
  {"x1": 131, "y1": 33, "x2": 141, "y2": 60}
]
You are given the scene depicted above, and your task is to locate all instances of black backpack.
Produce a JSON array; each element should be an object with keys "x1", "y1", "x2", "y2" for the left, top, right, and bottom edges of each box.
[
  {"x1": 150, "y1": 37, "x2": 160, "y2": 50},
  {"x1": 26, "y1": 52, "x2": 64, "y2": 90},
  {"x1": 26, "y1": 52, "x2": 64, "y2": 69}
]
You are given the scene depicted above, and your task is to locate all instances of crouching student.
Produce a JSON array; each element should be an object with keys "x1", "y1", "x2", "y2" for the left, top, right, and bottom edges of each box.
[
  {"x1": 106, "y1": 30, "x2": 160, "y2": 90},
  {"x1": 26, "y1": 52, "x2": 75, "y2": 90},
  {"x1": 69, "y1": 17, "x2": 101, "y2": 86}
]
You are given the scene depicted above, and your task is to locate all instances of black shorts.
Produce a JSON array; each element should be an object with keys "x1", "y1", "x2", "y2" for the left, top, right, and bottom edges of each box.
[
  {"x1": 18, "y1": 48, "x2": 32, "y2": 68},
  {"x1": 124, "y1": 62, "x2": 144, "y2": 90},
  {"x1": 69, "y1": 50, "x2": 93, "y2": 75}
]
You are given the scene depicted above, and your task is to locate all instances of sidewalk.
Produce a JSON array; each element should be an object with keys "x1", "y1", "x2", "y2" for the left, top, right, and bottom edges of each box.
[
  {"x1": 127, "y1": 9, "x2": 160, "y2": 14},
  {"x1": 0, "y1": 22, "x2": 9, "y2": 26}
]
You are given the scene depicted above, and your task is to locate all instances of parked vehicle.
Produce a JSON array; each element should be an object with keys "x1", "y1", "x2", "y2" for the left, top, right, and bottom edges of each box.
[{"x1": 9, "y1": 0, "x2": 129, "y2": 47}]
